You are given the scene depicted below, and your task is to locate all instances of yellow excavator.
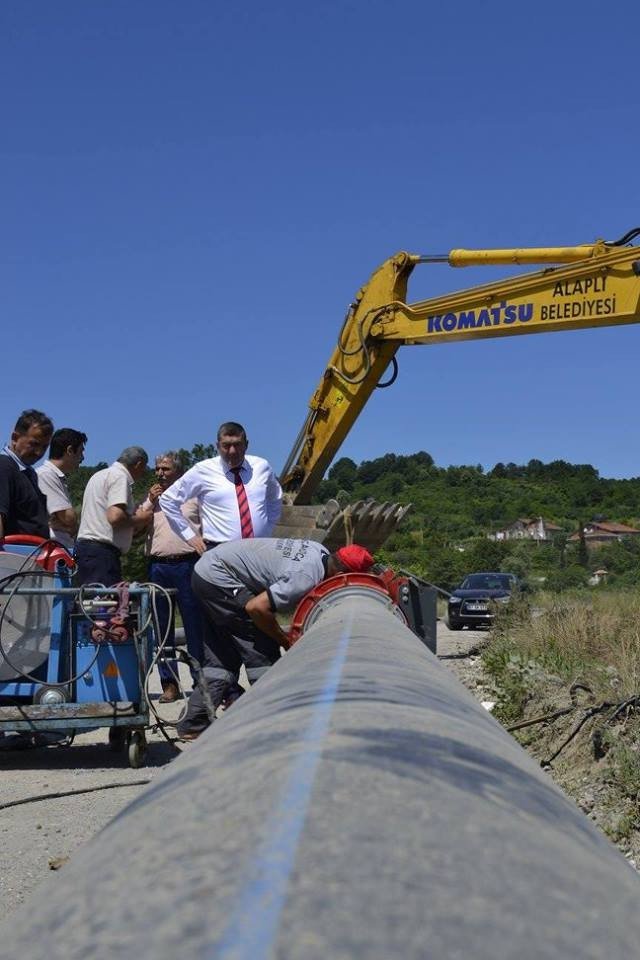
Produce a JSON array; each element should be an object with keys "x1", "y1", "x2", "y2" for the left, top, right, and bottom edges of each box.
[{"x1": 273, "y1": 228, "x2": 640, "y2": 551}]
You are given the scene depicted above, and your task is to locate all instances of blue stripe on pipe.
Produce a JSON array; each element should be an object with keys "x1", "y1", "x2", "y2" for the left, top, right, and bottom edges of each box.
[{"x1": 211, "y1": 614, "x2": 353, "y2": 960}]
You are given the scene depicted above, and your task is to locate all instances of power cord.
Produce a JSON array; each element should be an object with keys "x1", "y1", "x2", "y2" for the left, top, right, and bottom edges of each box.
[
  {"x1": 0, "y1": 779, "x2": 151, "y2": 811},
  {"x1": 0, "y1": 555, "x2": 197, "y2": 749}
]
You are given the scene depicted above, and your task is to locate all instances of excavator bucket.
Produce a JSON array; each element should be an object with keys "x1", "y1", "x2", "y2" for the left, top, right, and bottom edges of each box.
[{"x1": 273, "y1": 499, "x2": 412, "y2": 554}]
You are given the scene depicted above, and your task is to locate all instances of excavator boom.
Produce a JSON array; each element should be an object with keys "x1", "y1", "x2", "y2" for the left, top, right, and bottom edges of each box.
[{"x1": 275, "y1": 232, "x2": 640, "y2": 552}]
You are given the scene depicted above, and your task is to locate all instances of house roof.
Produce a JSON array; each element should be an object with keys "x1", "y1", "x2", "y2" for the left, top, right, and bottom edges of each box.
[
  {"x1": 498, "y1": 516, "x2": 562, "y2": 532},
  {"x1": 587, "y1": 521, "x2": 640, "y2": 534},
  {"x1": 568, "y1": 520, "x2": 640, "y2": 541}
]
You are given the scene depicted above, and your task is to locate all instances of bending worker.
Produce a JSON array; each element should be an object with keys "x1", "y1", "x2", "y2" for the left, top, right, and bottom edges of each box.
[{"x1": 176, "y1": 538, "x2": 374, "y2": 739}]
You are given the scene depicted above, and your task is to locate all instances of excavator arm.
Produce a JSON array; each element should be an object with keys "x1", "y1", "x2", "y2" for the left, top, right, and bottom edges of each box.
[
  {"x1": 280, "y1": 250, "x2": 417, "y2": 503},
  {"x1": 276, "y1": 230, "x2": 640, "y2": 551}
]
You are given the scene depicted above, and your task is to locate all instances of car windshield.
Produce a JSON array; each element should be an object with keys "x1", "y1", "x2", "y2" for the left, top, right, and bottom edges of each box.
[{"x1": 460, "y1": 574, "x2": 513, "y2": 591}]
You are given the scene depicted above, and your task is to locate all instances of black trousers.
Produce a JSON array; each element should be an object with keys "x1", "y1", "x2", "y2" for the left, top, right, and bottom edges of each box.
[
  {"x1": 75, "y1": 539, "x2": 122, "y2": 587},
  {"x1": 177, "y1": 571, "x2": 280, "y2": 734}
]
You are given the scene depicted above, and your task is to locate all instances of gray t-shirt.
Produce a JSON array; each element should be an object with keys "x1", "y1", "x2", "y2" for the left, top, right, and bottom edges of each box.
[{"x1": 195, "y1": 538, "x2": 328, "y2": 611}]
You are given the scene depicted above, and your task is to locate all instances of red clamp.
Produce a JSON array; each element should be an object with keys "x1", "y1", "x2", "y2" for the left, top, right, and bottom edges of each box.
[
  {"x1": 288, "y1": 568, "x2": 408, "y2": 646},
  {"x1": 1, "y1": 535, "x2": 75, "y2": 572}
]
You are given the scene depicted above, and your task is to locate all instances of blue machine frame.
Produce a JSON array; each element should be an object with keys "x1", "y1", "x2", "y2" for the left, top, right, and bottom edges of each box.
[{"x1": 0, "y1": 541, "x2": 155, "y2": 746}]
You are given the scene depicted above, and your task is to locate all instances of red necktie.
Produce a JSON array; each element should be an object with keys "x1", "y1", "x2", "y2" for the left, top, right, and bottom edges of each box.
[{"x1": 232, "y1": 467, "x2": 254, "y2": 538}]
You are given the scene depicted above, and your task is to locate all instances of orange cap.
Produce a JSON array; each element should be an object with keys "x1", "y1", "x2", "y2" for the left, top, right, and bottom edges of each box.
[{"x1": 336, "y1": 545, "x2": 375, "y2": 573}]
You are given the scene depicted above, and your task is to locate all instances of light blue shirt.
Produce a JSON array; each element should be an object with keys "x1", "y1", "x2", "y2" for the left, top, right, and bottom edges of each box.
[{"x1": 2, "y1": 445, "x2": 28, "y2": 471}]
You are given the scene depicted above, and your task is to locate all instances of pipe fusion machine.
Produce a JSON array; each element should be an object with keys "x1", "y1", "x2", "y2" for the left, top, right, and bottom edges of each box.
[{"x1": 0, "y1": 535, "x2": 158, "y2": 767}]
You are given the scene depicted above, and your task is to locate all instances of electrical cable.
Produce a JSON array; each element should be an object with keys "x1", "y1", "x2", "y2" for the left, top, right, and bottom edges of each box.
[
  {"x1": 397, "y1": 568, "x2": 452, "y2": 599},
  {"x1": 75, "y1": 578, "x2": 188, "y2": 745},
  {"x1": 142, "y1": 579, "x2": 220, "y2": 736},
  {"x1": 0, "y1": 541, "x2": 189, "y2": 746},
  {"x1": 0, "y1": 779, "x2": 152, "y2": 810},
  {"x1": 0, "y1": 569, "x2": 102, "y2": 686},
  {"x1": 139, "y1": 581, "x2": 189, "y2": 742}
]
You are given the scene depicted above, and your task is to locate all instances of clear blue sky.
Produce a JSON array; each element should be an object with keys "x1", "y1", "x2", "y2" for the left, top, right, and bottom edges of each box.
[{"x1": 3, "y1": 0, "x2": 639, "y2": 478}]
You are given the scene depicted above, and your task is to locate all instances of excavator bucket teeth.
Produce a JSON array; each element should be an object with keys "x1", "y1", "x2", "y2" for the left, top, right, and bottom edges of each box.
[{"x1": 272, "y1": 499, "x2": 411, "y2": 554}]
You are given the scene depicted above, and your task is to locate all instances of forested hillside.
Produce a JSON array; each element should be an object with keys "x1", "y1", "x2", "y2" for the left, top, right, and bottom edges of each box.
[
  {"x1": 314, "y1": 453, "x2": 640, "y2": 590},
  {"x1": 65, "y1": 448, "x2": 640, "y2": 591}
]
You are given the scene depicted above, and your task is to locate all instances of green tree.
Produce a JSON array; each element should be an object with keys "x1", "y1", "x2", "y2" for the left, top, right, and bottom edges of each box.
[{"x1": 328, "y1": 457, "x2": 357, "y2": 491}]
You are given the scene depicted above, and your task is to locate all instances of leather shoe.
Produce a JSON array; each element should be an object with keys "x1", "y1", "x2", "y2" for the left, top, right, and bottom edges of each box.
[{"x1": 159, "y1": 681, "x2": 181, "y2": 703}]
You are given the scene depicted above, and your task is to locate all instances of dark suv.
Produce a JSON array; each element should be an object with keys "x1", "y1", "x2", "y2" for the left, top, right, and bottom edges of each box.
[{"x1": 447, "y1": 572, "x2": 520, "y2": 630}]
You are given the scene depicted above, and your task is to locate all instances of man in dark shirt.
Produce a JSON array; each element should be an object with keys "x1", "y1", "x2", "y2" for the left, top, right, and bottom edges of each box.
[{"x1": 0, "y1": 410, "x2": 54, "y2": 540}]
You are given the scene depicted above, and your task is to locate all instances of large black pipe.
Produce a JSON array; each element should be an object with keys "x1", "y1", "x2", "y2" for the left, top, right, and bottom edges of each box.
[{"x1": 2, "y1": 589, "x2": 640, "y2": 959}]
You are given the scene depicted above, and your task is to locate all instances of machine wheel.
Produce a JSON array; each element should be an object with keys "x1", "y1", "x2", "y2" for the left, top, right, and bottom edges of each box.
[
  {"x1": 127, "y1": 731, "x2": 147, "y2": 768},
  {"x1": 448, "y1": 618, "x2": 463, "y2": 631},
  {"x1": 108, "y1": 727, "x2": 127, "y2": 752}
]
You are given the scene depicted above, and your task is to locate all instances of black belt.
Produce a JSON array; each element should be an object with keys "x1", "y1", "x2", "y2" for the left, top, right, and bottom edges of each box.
[
  {"x1": 204, "y1": 540, "x2": 220, "y2": 550},
  {"x1": 149, "y1": 553, "x2": 198, "y2": 564},
  {"x1": 77, "y1": 539, "x2": 121, "y2": 556}
]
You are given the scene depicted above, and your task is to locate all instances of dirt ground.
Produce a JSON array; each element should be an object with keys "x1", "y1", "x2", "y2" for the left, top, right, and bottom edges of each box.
[{"x1": 0, "y1": 665, "x2": 197, "y2": 922}]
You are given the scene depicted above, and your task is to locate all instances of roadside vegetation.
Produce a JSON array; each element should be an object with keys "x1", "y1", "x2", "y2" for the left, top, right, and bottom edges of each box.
[
  {"x1": 486, "y1": 591, "x2": 640, "y2": 714},
  {"x1": 480, "y1": 591, "x2": 640, "y2": 858}
]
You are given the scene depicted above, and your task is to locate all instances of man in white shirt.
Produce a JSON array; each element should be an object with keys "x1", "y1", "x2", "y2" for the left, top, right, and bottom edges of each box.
[
  {"x1": 75, "y1": 446, "x2": 152, "y2": 586},
  {"x1": 159, "y1": 422, "x2": 282, "y2": 553},
  {"x1": 36, "y1": 428, "x2": 87, "y2": 550}
]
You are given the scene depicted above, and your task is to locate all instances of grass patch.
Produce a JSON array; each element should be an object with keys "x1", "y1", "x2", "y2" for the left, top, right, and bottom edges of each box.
[
  {"x1": 603, "y1": 728, "x2": 640, "y2": 799},
  {"x1": 483, "y1": 590, "x2": 640, "y2": 711},
  {"x1": 481, "y1": 589, "x2": 640, "y2": 856}
]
